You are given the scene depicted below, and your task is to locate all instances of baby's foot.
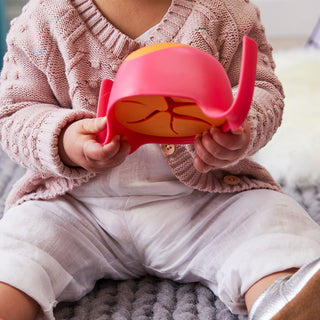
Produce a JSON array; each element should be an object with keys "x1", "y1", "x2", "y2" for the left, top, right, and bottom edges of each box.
[{"x1": 248, "y1": 257, "x2": 320, "y2": 319}]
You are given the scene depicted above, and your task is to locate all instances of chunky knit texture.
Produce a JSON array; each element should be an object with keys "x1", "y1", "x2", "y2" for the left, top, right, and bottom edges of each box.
[{"x1": 0, "y1": 0, "x2": 284, "y2": 209}]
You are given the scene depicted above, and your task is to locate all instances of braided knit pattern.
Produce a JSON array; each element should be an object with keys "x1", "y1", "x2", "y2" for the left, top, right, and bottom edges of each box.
[{"x1": 54, "y1": 277, "x2": 243, "y2": 320}]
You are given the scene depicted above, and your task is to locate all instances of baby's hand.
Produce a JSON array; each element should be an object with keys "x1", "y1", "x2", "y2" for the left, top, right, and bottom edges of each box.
[
  {"x1": 193, "y1": 120, "x2": 250, "y2": 173},
  {"x1": 59, "y1": 117, "x2": 131, "y2": 173}
]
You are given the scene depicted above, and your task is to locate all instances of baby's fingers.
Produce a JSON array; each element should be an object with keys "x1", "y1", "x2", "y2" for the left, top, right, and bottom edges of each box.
[
  {"x1": 101, "y1": 136, "x2": 131, "y2": 162},
  {"x1": 80, "y1": 117, "x2": 107, "y2": 134},
  {"x1": 84, "y1": 135, "x2": 120, "y2": 161},
  {"x1": 83, "y1": 136, "x2": 131, "y2": 172}
]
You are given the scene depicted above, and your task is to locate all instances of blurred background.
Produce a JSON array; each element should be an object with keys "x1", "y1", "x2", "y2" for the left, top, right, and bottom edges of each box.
[{"x1": 252, "y1": 0, "x2": 320, "y2": 49}]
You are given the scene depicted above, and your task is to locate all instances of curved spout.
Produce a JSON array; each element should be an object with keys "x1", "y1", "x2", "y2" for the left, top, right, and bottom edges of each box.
[{"x1": 222, "y1": 36, "x2": 258, "y2": 132}]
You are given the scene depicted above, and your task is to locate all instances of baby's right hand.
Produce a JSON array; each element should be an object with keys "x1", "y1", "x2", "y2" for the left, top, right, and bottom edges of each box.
[{"x1": 58, "y1": 117, "x2": 131, "y2": 173}]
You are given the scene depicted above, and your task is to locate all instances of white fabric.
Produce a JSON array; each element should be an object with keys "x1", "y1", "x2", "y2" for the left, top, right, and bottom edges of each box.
[
  {"x1": 135, "y1": 23, "x2": 161, "y2": 42},
  {"x1": 1, "y1": 145, "x2": 320, "y2": 319}
]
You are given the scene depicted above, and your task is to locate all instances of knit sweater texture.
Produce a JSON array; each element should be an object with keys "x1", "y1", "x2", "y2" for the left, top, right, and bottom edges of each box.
[{"x1": 0, "y1": 0, "x2": 284, "y2": 210}]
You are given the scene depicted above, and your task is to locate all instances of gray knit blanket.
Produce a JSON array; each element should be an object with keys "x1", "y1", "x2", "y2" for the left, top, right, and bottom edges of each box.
[{"x1": 1, "y1": 149, "x2": 319, "y2": 320}]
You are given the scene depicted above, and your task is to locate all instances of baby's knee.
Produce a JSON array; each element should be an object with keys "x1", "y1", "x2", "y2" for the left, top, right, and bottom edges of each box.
[{"x1": 0, "y1": 282, "x2": 40, "y2": 320}]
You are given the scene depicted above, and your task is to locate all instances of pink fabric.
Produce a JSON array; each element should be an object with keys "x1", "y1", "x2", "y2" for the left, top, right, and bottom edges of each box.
[{"x1": 0, "y1": 0, "x2": 283, "y2": 210}]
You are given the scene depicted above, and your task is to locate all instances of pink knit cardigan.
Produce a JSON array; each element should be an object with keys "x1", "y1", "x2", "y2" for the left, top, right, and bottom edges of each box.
[{"x1": 0, "y1": 0, "x2": 284, "y2": 210}]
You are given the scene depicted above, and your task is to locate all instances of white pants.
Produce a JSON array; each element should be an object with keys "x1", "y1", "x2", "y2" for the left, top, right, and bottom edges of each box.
[{"x1": 1, "y1": 145, "x2": 320, "y2": 320}]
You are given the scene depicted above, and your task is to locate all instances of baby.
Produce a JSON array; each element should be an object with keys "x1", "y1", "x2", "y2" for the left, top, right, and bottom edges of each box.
[{"x1": 1, "y1": 0, "x2": 320, "y2": 319}]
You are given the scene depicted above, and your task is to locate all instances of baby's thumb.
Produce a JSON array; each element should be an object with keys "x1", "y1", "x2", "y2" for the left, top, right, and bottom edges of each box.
[
  {"x1": 231, "y1": 125, "x2": 244, "y2": 135},
  {"x1": 96, "y1": 116, "x2": 108, "y2": 131},
  {"x1": 82, "y1": 117, "x2": 107, "y2": 134}
]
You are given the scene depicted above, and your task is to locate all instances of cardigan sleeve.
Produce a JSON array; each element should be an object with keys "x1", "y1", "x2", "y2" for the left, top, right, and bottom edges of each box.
[{"x1": 0, "y1": 10, "x2": 94, "y2": 180}]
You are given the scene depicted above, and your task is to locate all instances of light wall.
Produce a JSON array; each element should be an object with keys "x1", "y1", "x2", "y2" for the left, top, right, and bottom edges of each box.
[{"x1": 252, "y1": 0, "x2": 320, "y2": 48}]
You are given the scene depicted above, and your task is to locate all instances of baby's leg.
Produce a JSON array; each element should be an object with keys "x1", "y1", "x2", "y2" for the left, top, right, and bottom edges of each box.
[
  {"x1": 126, "y1": 189, "x2": 320, "y2": 315},
  {"x1": 244, "y1": 267, "x2": 299, "y2": 310},
  {"x1": 244, "y1": 267, "x2": 298, "y2": 310},
  {"x1": 0, "y1": 195, "x2": 144, "y2": 320},
  {"x1": 0, "y1": 282, "x2": 40, "y2": 320}
]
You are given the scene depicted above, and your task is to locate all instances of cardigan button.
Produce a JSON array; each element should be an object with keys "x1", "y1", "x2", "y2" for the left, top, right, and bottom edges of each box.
[
  {"x1": 161, "y1": 144, "x2": 176, "y2": 155},
  {"x1": 112, "y1": 64, "x2": 119, "y2": 72},
  {"x1": 223, "y1": 175, "x2": 241, "y2": 185}
]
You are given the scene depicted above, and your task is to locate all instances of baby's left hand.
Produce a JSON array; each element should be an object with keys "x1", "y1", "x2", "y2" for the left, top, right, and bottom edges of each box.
[{"x1": 193, "y1": 120, "x2": 250, "y2": 173}]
